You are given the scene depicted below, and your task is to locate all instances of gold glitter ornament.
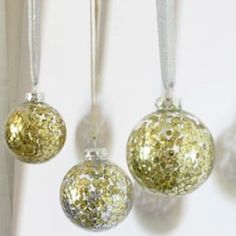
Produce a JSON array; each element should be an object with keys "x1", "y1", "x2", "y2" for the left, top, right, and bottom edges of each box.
[
  {"x1": 127, "y1": 98, "x2": 215, "y2": 197},
  {"x1": 60, "y1": 0, "x2": 133, "y2": 231},
  {"x1": 4, "y1": 1, "x2": 66, "y2": 164},
  {"x1": 4, "y1": 93, "x2": 66, "y2": 164},
  {"x1": 60, "y1": 149, "x2": 133, "y2": 232}
]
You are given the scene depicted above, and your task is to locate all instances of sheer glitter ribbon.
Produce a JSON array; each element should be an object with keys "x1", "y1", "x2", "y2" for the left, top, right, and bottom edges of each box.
[
  {"x1": 156, "y1": 0, "x2": 176, "y2": 97},
  {"x1": 28, "y1": 0, "x2": 41, "y2": 93},
  {"x1": 90, "y1": 0, "x2": 100, "y2": 146}
]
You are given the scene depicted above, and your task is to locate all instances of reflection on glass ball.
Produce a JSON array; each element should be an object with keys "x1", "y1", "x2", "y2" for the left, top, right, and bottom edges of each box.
[
  {"x1": 60, "y1": 160, "x2": 133, "y2": 231},
  {"x1": 4, "y1": 101, "x2": 66, "y2": 164},
  {"x1": 127, "y1": 109, "x2": 215, "y2": 197}
]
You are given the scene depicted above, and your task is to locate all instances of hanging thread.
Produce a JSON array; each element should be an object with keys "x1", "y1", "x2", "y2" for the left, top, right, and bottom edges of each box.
[
  {"x1": 90, "y1": 0, "x2": 100, "y2": 146},
  {"x1": 156, "y1": 0, "x2": 176, "y2": 98},
  {"x1": 27, "y1": 0, "x2": 41, "y2": 93}
]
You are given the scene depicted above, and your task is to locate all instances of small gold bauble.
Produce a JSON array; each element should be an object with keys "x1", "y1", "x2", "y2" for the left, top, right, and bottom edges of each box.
[
  {"x1": 4, "y1": 99, "x2": 66, "y2": 164},
  {"x1": 60, "y1": 159, "x2": 133, "y2": 231},
  {"x1": 127, "y1": 106, "x2": 215, "y2": 197}
]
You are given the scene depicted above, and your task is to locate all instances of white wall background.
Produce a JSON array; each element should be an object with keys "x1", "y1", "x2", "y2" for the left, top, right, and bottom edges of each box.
[{"x1": 7, "y1": 0, "x2": 236, "y2": 235}]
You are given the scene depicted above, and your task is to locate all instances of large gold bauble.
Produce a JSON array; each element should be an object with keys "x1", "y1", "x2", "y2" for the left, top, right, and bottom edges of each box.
[
  {"x1": 4, "y1": 99, "x2": 66, "y2": 164},
  {"x1": 127, "y1": 108, "x2": 215, "y2": 197},
  {"x1": 60, "y1": 159, "x2": 133, "y2": 231}
]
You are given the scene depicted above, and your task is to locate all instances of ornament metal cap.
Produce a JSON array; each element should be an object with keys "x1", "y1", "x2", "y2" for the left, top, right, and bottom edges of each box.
[
  {"x1": 25, "y1": 92, "x2": 45, "y2": 103},
  {"x1": 155, "y1": 96, "x2": 182, "y2": 111},
  {"x1": 84, "y1": 147, "x2": 108, "y2": 161}
]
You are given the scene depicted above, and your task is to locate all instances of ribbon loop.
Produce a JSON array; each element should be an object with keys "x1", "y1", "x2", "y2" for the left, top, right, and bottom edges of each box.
[
  {"x1": 156, "y1": 0, "x2": 176, "y2": 97},
  {"x1": 27, "y1": 0, "x2": 41, "y2": 92}
]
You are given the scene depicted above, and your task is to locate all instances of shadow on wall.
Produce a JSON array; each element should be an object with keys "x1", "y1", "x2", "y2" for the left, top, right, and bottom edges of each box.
[
  {"x1": 76, "y1": 0, "x2": 112, "y2": 158},
  {"x1": 134, "y1": 183, "x2": 183, "y2": 234},
  {"x1": 5, "y1": 0, "x2": 46, "y2": 235},
  {"x1": 76, "y1": 105, "x2": 112, "y2": 159},
  {"x1": 6, "y1": 1, "x2": 25, "y2": 236},
  {"x1": 215, "y1": 120, "x2": 236, "y2": 200},
  {"x1": 0, "y1": 0, "x2": 14, "y2": 235}
]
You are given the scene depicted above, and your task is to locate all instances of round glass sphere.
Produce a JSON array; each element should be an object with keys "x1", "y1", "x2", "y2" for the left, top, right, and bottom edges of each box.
[
  {"x1": 127, "y1": 107, "x2": 215, "y2": 197},
  {"x1": 60, "y1": 159, "x2": 133, "y2": 231},
  {"x1": 4, "y1": 99, "x2": 66, "y2": 164}
]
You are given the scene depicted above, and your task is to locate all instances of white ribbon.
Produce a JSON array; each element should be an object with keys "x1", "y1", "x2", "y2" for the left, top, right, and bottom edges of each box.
[
  {"x1": 90, "y1": 0, "x2": 100, "y2": 146},
  {"x1": 156, "y1": 0, "x2": 176, "y2": 97},
  {"x1": 28, "y1": 0, "x2": 41, "y2": 92}
]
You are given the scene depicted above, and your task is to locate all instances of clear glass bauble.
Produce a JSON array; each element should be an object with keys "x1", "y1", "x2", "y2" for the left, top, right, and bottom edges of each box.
[
  {"x1": 127, "y1": 97, "x2": 215, "y2": 197},
  {"x1": 60, "y1": 149, "x2": 133, "y2": 232},
  {"x1": 4, "y1": 93, "x2": 66, "y2": 164}
]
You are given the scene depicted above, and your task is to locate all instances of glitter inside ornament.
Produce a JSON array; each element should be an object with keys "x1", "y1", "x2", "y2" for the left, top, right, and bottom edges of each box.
[
  {"x1": 60, "y1": 149, "x2": 133, "y2": 232},
  {"x1": 4, "y1": 93, "x2": 66, "y2": 164},
  {"x1": 127, "y1": 98, "x2": 215, "y2": 196}
]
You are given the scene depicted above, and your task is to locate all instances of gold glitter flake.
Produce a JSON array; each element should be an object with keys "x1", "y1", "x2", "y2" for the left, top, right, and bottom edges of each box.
[
  {"x1": 127, "y1": 110, "x2": 215, "y2": 196},
  {"x1": 4, "y1": 101, "x2": 66, "y2": 163},
  {"x1": 60, "y1": 160, "x2": 133, "y2": 231}
]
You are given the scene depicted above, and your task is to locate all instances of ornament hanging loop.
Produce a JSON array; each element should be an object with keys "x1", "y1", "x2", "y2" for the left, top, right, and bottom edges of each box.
[
  {"x1": 27, "y1": 0, "x2": 41, "y2": 94},
  {"x1": 156, "y1": 0, "x2": 176, "y2": 99},
  {"x1": 90, "y1": 0, "x2": 101, "y2": 147}
]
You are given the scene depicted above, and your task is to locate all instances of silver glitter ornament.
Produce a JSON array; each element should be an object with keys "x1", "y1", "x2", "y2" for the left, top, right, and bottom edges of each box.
[{"x1": 60, "y1": 148, "x2": 133, "y2": 231}]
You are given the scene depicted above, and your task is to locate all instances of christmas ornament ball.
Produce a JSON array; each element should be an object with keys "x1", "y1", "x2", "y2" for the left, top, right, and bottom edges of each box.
[
  {"x1": 127, "y1": 109, "x2": 215, "y2": 197},
  {"x1": 4, "y1": 97, "x2": 66, "y2": 164},
  {"x1": 60, "y1": 159, "x2": 133, "y2": 231}
]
